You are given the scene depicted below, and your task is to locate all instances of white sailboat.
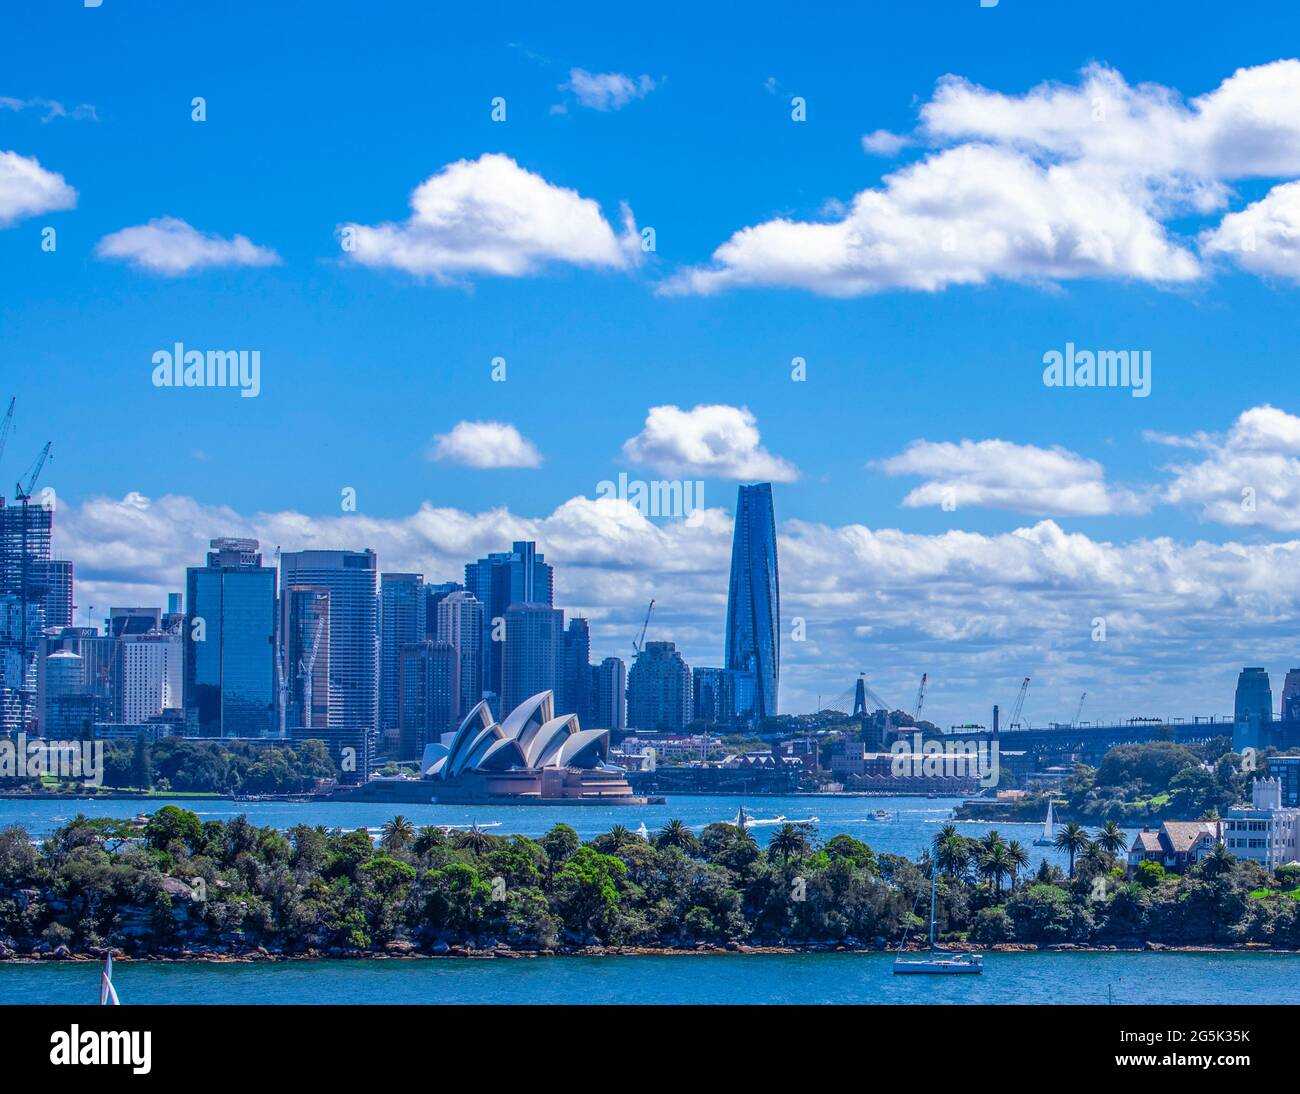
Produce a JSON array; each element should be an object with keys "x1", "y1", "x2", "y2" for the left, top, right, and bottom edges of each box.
[
  {"x1": 99, "y1": 950, "x2": 121, "y2": 1005},
  {"x1": 1033, "y1": 800, "x2": 1056, "y2": 847},
  {"x1": 893, "y1": 870, "x2": 983, "y2": 975},
  {"x1": 635, "y1": 821, "x2": 650, "y2": 841}
]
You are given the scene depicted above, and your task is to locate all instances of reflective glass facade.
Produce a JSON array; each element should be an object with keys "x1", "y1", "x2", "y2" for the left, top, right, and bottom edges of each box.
[{"x1": 725, "y1": 483, "x2": 780, "y2": 721}]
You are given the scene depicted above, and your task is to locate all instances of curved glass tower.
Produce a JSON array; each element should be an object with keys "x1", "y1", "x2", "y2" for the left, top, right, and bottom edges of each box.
[{"x1": 725, "y1": 483, "x2": 780, "y2": 721}]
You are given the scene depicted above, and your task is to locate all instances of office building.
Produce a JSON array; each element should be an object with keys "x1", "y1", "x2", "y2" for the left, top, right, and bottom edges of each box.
[
  {"x1": 282, "y1": 585, "x2": 330, "y2": 729},
  {"x1": 119, "y1": 633, "x2": 181, "y2": 724},
  {"x1": 41, "y1": 560, "x2": 73, "y2": 629},
  {"x1": 627, "y1": 640, "x2": 692, "y2": 732},
  {"x1": 185, "y1": 538, "x2": 278, "y2": 737},
  {"x1": 1223, "y1": 777, "x2": 1300, "y2": 870},
  {"x1": 424, "y1": 581, "x2": 464, "y2": 639},
  {"x1": 379, "y1": 572, "x2": 424, "y2": 731},
  {"x1": 561, "y1": 617, "x2": 592, "y2": 723},
  {"x1": 500, "y1": 602, "x2": 562, "y2": 718},
  {"x1": 280, "y1": 549, "x2": 379, "y2": 732},
  {"x1": 725, "y1": 483, "x2": 780, "y2": 722},
  {"x1": 397, "y1": 639, "x2": 458, "y2": 761},
  {"x1": 465, "y1": 541, "x2": 553, "y2": 699}
]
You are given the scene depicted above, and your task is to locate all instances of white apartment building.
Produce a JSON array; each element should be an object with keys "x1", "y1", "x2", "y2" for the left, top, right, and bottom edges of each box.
[
  {"x1": 119, "y1": 634, "x2": 181, "y2": 724},
  {"x1": 1223, "y1": 777, "x2": 1300, "y2": 871}
]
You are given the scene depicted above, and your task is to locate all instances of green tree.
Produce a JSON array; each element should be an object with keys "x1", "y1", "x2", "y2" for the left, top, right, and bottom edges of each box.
[
  {"x1": 768, "y1": 823, "x2": 811, "y2": 864},
  {"x1": 380, "y1": 815, "x2": 416, "y2": 853},
  {"x1": 1095, "y1": 820, "x2": 1127, "y2": 857},
  {"x1": 1053, "y1": 822, "x2": 1091, "y2": 877},
  {"x1": 131, "y1": 734, "x2": 152, "y2": 790}
]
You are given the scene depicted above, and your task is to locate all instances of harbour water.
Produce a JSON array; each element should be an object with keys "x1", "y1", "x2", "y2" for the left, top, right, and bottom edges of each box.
[
  {"x1": 3, "y1": 951, "x2": 1299, "y2": 1005},
  {"x1": 0, "y1": 793, "x2": 1095, "y2": 870}
]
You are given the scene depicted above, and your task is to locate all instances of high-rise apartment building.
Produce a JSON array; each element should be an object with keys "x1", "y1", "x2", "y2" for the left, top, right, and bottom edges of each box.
[
  {"x1": 185, "y1": 538, "x2": 278, "y2": 738},
  {"x1": 561, "y1": 617, "x2": 592, "y2": 723},
  {"x1": 435, "y1": 590, "x2": 483, "y2": 717},
  {"x1": 725, "y1": 483, "x2": 780, "y2": 723},
  {"x1": 627, "y1": 640, "x2": 692, "y2": 732},
  {"x1": 280, "y1": 549, "x2": 379, "y2": 732},
  {"x1": 591, "y1": 656, "x2": 626, "y2": 730},
  {"x1": 41, "y1": 560, "x2": 73, "y2": 629},
  {"x1": 397, "y1": 639, "x2": 458, "y2": 761}
]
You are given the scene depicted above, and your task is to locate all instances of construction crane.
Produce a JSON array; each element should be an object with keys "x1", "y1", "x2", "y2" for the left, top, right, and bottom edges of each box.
[
  {"x1": 912, "y1": 673, "x2": 928, "y2": 723},
  {"x1": 1073, "y1": 691, "x2": 1087, "y2": 728},
  {"x1": 297, "y1": 611, "x2": 327, "y2": 727},
  {"x1": 632, "y1": 599, "x2": 655, "y2": 657},
  {"x1": 0, "y1": 397, "x2": 14, "y2": 473},
  {"x1": 14, "y1": 441, "x2": 51, "y2": 721},
  {"x1": 1008, "y1": 676, "x2": 1030, "y2": 730}
]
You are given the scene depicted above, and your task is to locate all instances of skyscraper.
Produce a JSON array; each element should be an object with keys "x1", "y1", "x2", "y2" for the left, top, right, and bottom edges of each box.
[
  {"x1": 435, "y1": 590, "x2": 483, "y2": 717},
  {"x1": 41, "y1": 560, "x2": 73, "y2": 629},
  {"x1": 591, "y1": 656, "x2": 626, "y2": 730},
  {"x1": 561, "y1": 617, "x2": 592, "y2": 723},
  {"x1": 465, "y1": 542, "x2": 554, "y2": 701},
  {"x1": 279, "y1": 549, "x2": 379, "y2": 732},
  {"x1": 282, "y1": 585, "x2": 330, "y2": 729},
  {"x1": 397, "y1": 639, "x2": 458, "y2": 761},
  {"x1": 1282, "y1": 669, "x2": 1300, "y2": 722},
  {"x1": 184, "y1": 538, "x2": 278, "y2": 738},
  {"x1": 725, "y1": 483, "x2": 780, "y2": 723},
  {"x1": 1236, "y1": 667, "x2": 1273, "y2": 728},
  {"x1": 627, "y1": 640, "x2": 692, "y2": 732},
  {"x1": 0, "y1": 496, "x2": 52, "y2": 732},
  {"x1": 500, "y1": 602, "x2": 562, "y2": 717},
  {"x1": 379, "y1": 572, "x2": 424, "y2": 731}
]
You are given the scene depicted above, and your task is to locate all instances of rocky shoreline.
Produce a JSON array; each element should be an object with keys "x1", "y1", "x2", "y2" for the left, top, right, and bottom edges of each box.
[{"x1": 5, "y1": 939, "x2": 1299, "y2": 964}]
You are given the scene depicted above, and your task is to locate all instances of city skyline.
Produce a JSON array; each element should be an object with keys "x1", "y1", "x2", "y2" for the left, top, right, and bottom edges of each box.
[{"x1": 7, "y1": 3, "x2": 1300, "y2": 726}]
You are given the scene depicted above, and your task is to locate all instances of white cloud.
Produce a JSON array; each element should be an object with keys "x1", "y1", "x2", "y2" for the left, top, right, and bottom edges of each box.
[
  {"x1": 53, "y1": 490, "x2": 1300, "y2": 726},
  {"x1": 0, "y1": 97, "x2": 97, "y2": 122},
  {"x1": 428, "y1": 420, "x2": 543, "y2": 469},
  {"x1": 621, "y1": 404, "x2": 798, "y2": 481},
  {"x1": 0, "y1": 150, "x2": 76, "y2": 227},
  {"x1": 879, "y1": 438, "x2": 1149, "y2": 517},
  {"x1": 860, "y1": 129, "x2": 911, "y2": 156},
  {"x1": 564, "y1": 69, "x2": 656, "y2": 111},
  {"x1": 668, "y1": 60, "x2": 1300, "y2": 296},
  {"x1": 1160, "y1": 405, "x2": 1300, "y2": 530},
  {"x1": 339, "y1": 153, "x2": 640, "y2": 282},
  {"x1": 1202, "y1": 180, "x2": 1300, "y2": 280},
  {"x1": 95, "y1": 216, "x2": 280, "y2": 275}
]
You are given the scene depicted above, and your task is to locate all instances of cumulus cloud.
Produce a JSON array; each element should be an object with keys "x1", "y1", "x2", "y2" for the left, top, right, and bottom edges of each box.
[
  {"x1": 879, "y1": 438, "x2": 1149, "y2": 517},
  {"x1": 428, "y1": 420, "x2": 543, "y2": 469},
  {"x1": 338, "y1": 153, "x2": 640, "y2": 282},
  {"x1": 1201, "y1": 180, "x2": 1300, "y2": 280},
  {"x1": 95, "y1": 217, "x2": 280, "y2": 275},
  {"x1": 668, "y1": 60, "x2": 1300, "y2": 296},
  {"x1": 860, "y1": 129, "x2": 911, "y2": 156},
  {"x1": 53, "y1": 490, "x2": 1300, "y2": 725},
  {"x1": 562, "y1": 68, "x2": 656, "y2": 111},
  {"x1": 1159, "y1": 405, "x2": 1300, "y2": 530},
  {"x1": 0, "y1": 150, "x2": 76, "y2": 227},
  {"x1": 621, "y1": 404, "x2": 798, "y2": 481}
]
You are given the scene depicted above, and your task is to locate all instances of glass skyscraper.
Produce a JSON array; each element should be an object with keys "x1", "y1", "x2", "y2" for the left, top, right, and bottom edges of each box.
[
  {"x1": 464, "y1": 541, "x2": 553, "y2": 702},
  {"x1": 724, "y1": 483, "x2": 780, "y2": 722},
  {"x1": 379, "y1": 572, "x2": 424, "y2": 730},
  {"x1": 184, "y1": 538, "x2": 278, "y2": 737},
  {"x1": 279, "y1": 549, "x2": 379, "y2": 732}
]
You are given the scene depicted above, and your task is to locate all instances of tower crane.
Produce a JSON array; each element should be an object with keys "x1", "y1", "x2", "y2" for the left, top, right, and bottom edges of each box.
[
  {"x1": 632, "y1": 599, "x2": 655, "y2": 657},
  {"x1": 297, "y1": 611, "x2": 327, "y2": 727},
  {"x1": 912, "y1": 673, "x2": 928, "y2": 723},
  {"x1": 1008, "y1": 676, "x2": 1030, "y2": 730},
  {"x1": 1073, "y1": 691, "x2": 1087, "y2": 728},
  {"x1": 15, "y1": 441, "x2": 51, "y2": 722},
  {"x1": 0, "y1": 397, "x2": 14, "y2": 472}
]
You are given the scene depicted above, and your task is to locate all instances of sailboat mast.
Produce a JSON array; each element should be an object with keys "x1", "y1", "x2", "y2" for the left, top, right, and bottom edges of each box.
[{"x1": 929, "y1": 870, "x2": 937, "y2": 949}]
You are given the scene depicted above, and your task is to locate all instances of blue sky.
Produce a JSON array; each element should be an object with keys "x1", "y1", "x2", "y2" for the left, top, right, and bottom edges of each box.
[{"x1": 5, "y1": 0, "x2": 1300, "y2": 726}]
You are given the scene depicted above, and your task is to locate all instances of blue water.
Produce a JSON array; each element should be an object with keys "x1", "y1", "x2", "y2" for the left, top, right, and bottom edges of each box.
[
  {"x1": 3, "y1": 951, "x2": 1299, "y2": 1004},
  {"x1": 0, "y1": 794, "x2": 1097, "y2": 870}
]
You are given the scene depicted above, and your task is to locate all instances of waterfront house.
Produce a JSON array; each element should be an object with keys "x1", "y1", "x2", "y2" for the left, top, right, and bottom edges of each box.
[{"x1": 1126, "y1": 820, "x2": 1222, "y2": 874}]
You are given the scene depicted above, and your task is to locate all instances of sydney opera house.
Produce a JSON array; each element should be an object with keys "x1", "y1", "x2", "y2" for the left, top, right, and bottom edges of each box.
[{"x1": 348, "y1": 691, "x2": 651, "y2": 805}]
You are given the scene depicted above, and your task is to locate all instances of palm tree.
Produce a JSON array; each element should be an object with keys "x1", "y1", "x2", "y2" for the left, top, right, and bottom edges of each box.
[
  {"x1": 769, "y1": 823, "x2": 810, "y2": 864},
  {"x1": 455, "y1": 823, "x2": 494, "y2": 856},
  {"x1": 412, "y1": 825, "x2": 447, "y2": 856},
  {"x1": 380, "y1": 815, "x2": 415, "y2": 853},
  {"x1": 606, "y1": 824, "x2": 633, "y2": 853},
  {"x1": 1006, "y1": 840, "x2": 1030, "y2": 890},
  {"x1": 932, "y1": 823, "x2": 959, "y2": 851},
  {"x1": 1054, "y1": 821, "x2": 1091, "y2": 877},
  {"x1": 1200, "y1": 842, "x2": 1235, "y2": 880},
  {"x1": 934, "y1": 834, "x2": 971, "y2": 879},
  {"x1": 977, "y1": 839, "x2": 1015, "y2": 901},
  {"x1": 657, "y1": 818, "x2": 694, "y2": 850},
  {"x1": 1095, "y1": 820, "x2": 1127, "y2": 857}
]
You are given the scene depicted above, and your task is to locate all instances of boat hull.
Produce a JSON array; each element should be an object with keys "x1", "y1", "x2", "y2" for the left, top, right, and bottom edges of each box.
[{"x1": 893, "y1": 960, "x2": 983, "y2": 975}]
